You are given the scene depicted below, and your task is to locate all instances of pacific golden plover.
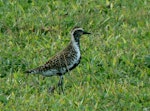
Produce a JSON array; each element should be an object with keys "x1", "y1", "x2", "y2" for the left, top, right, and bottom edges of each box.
[{"x1": 25, "y1": 27, "x2": 91, "y2": 93}]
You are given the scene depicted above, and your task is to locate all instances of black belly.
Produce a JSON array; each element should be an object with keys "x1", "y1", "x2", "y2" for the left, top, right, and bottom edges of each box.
[
  {"x1": 57, "y1": 56, "x2": 81, "y2": 76},
  {"x1": 68, "y1": 56, "x2": 81, "y2": 71}
]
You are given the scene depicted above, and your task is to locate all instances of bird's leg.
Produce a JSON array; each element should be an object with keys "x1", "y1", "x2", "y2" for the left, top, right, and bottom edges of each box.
[
  {"x1": 58, "y1": 75, "x2": 64, "y2": 94},
  {"x1": 48, "y1": 86, "x2": 55, "y2": 94}
]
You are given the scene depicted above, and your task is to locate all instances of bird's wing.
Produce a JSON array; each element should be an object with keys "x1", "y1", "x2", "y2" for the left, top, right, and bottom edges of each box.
[{"x1": 25, "y1": 43, "x2": 73, "y2": 74}]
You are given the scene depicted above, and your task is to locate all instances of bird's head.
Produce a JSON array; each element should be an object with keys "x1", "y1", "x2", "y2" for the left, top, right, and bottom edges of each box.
[{"x1": 71, "y1": 27, "x2": 91, "y2": 39}]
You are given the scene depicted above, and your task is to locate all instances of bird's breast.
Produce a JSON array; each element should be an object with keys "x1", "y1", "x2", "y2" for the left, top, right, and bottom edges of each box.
[{"x1": 66, "y1": 43, "x2": 81, "y2": 71}]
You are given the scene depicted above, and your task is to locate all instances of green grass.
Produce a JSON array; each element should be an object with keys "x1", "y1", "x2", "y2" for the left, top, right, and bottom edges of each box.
[{"x1": 0, "y1": 0, "x2": 150, "y2": 110}]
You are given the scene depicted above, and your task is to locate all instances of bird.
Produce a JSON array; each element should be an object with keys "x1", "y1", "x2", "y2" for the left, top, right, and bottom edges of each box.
[{"x1": 25, "y1": 27, "x2": 91, "y2": 94}]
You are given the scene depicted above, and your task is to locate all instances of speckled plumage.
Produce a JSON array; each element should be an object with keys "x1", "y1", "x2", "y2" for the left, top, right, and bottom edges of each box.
[
  {"x1": 26, "y1": 41, "x2": 81, "y2": 76},
  {"x1": 25, "y1": 27, "x2": 91, "y2": 93}
]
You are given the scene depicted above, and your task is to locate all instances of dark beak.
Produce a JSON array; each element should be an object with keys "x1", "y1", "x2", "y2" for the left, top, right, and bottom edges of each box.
[{"x1": 83, "y1": 31, "x2": 91, "y2": 34}]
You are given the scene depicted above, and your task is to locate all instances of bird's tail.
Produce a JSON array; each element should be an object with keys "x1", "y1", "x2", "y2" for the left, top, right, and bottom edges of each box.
[{"x1": 24, "y1": 69, "x2": 38, "y2": 74}]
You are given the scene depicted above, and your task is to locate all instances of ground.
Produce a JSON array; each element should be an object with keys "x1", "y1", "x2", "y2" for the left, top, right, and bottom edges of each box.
[{"x1": 0, "y1": 0, "x2": 150, "y2": 110}]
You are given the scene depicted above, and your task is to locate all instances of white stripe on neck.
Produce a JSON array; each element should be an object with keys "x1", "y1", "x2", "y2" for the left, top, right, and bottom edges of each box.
[{"x1": 71, "y1": 37, "x2": 80, "y2": 62}]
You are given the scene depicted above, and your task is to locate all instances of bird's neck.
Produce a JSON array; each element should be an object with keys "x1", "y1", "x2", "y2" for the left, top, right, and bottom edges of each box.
[{"x1": 71, "y1": 35, "x2": 80, "y2": 48}]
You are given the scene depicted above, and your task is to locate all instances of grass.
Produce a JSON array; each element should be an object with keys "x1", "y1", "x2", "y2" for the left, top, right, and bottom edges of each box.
[{"x1": 0, "y1": 0, "x2": 150, "y2": 110}]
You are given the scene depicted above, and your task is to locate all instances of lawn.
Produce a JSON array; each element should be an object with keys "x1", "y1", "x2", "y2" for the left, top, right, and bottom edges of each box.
[{"x1": 0, "y1": 0, "x2": 150, "y2": 110}]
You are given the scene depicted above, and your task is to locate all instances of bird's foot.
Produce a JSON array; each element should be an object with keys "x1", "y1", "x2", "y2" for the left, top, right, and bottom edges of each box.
[{"x1": 48, "y1": 86, "x2": 55, "y2": 93}]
